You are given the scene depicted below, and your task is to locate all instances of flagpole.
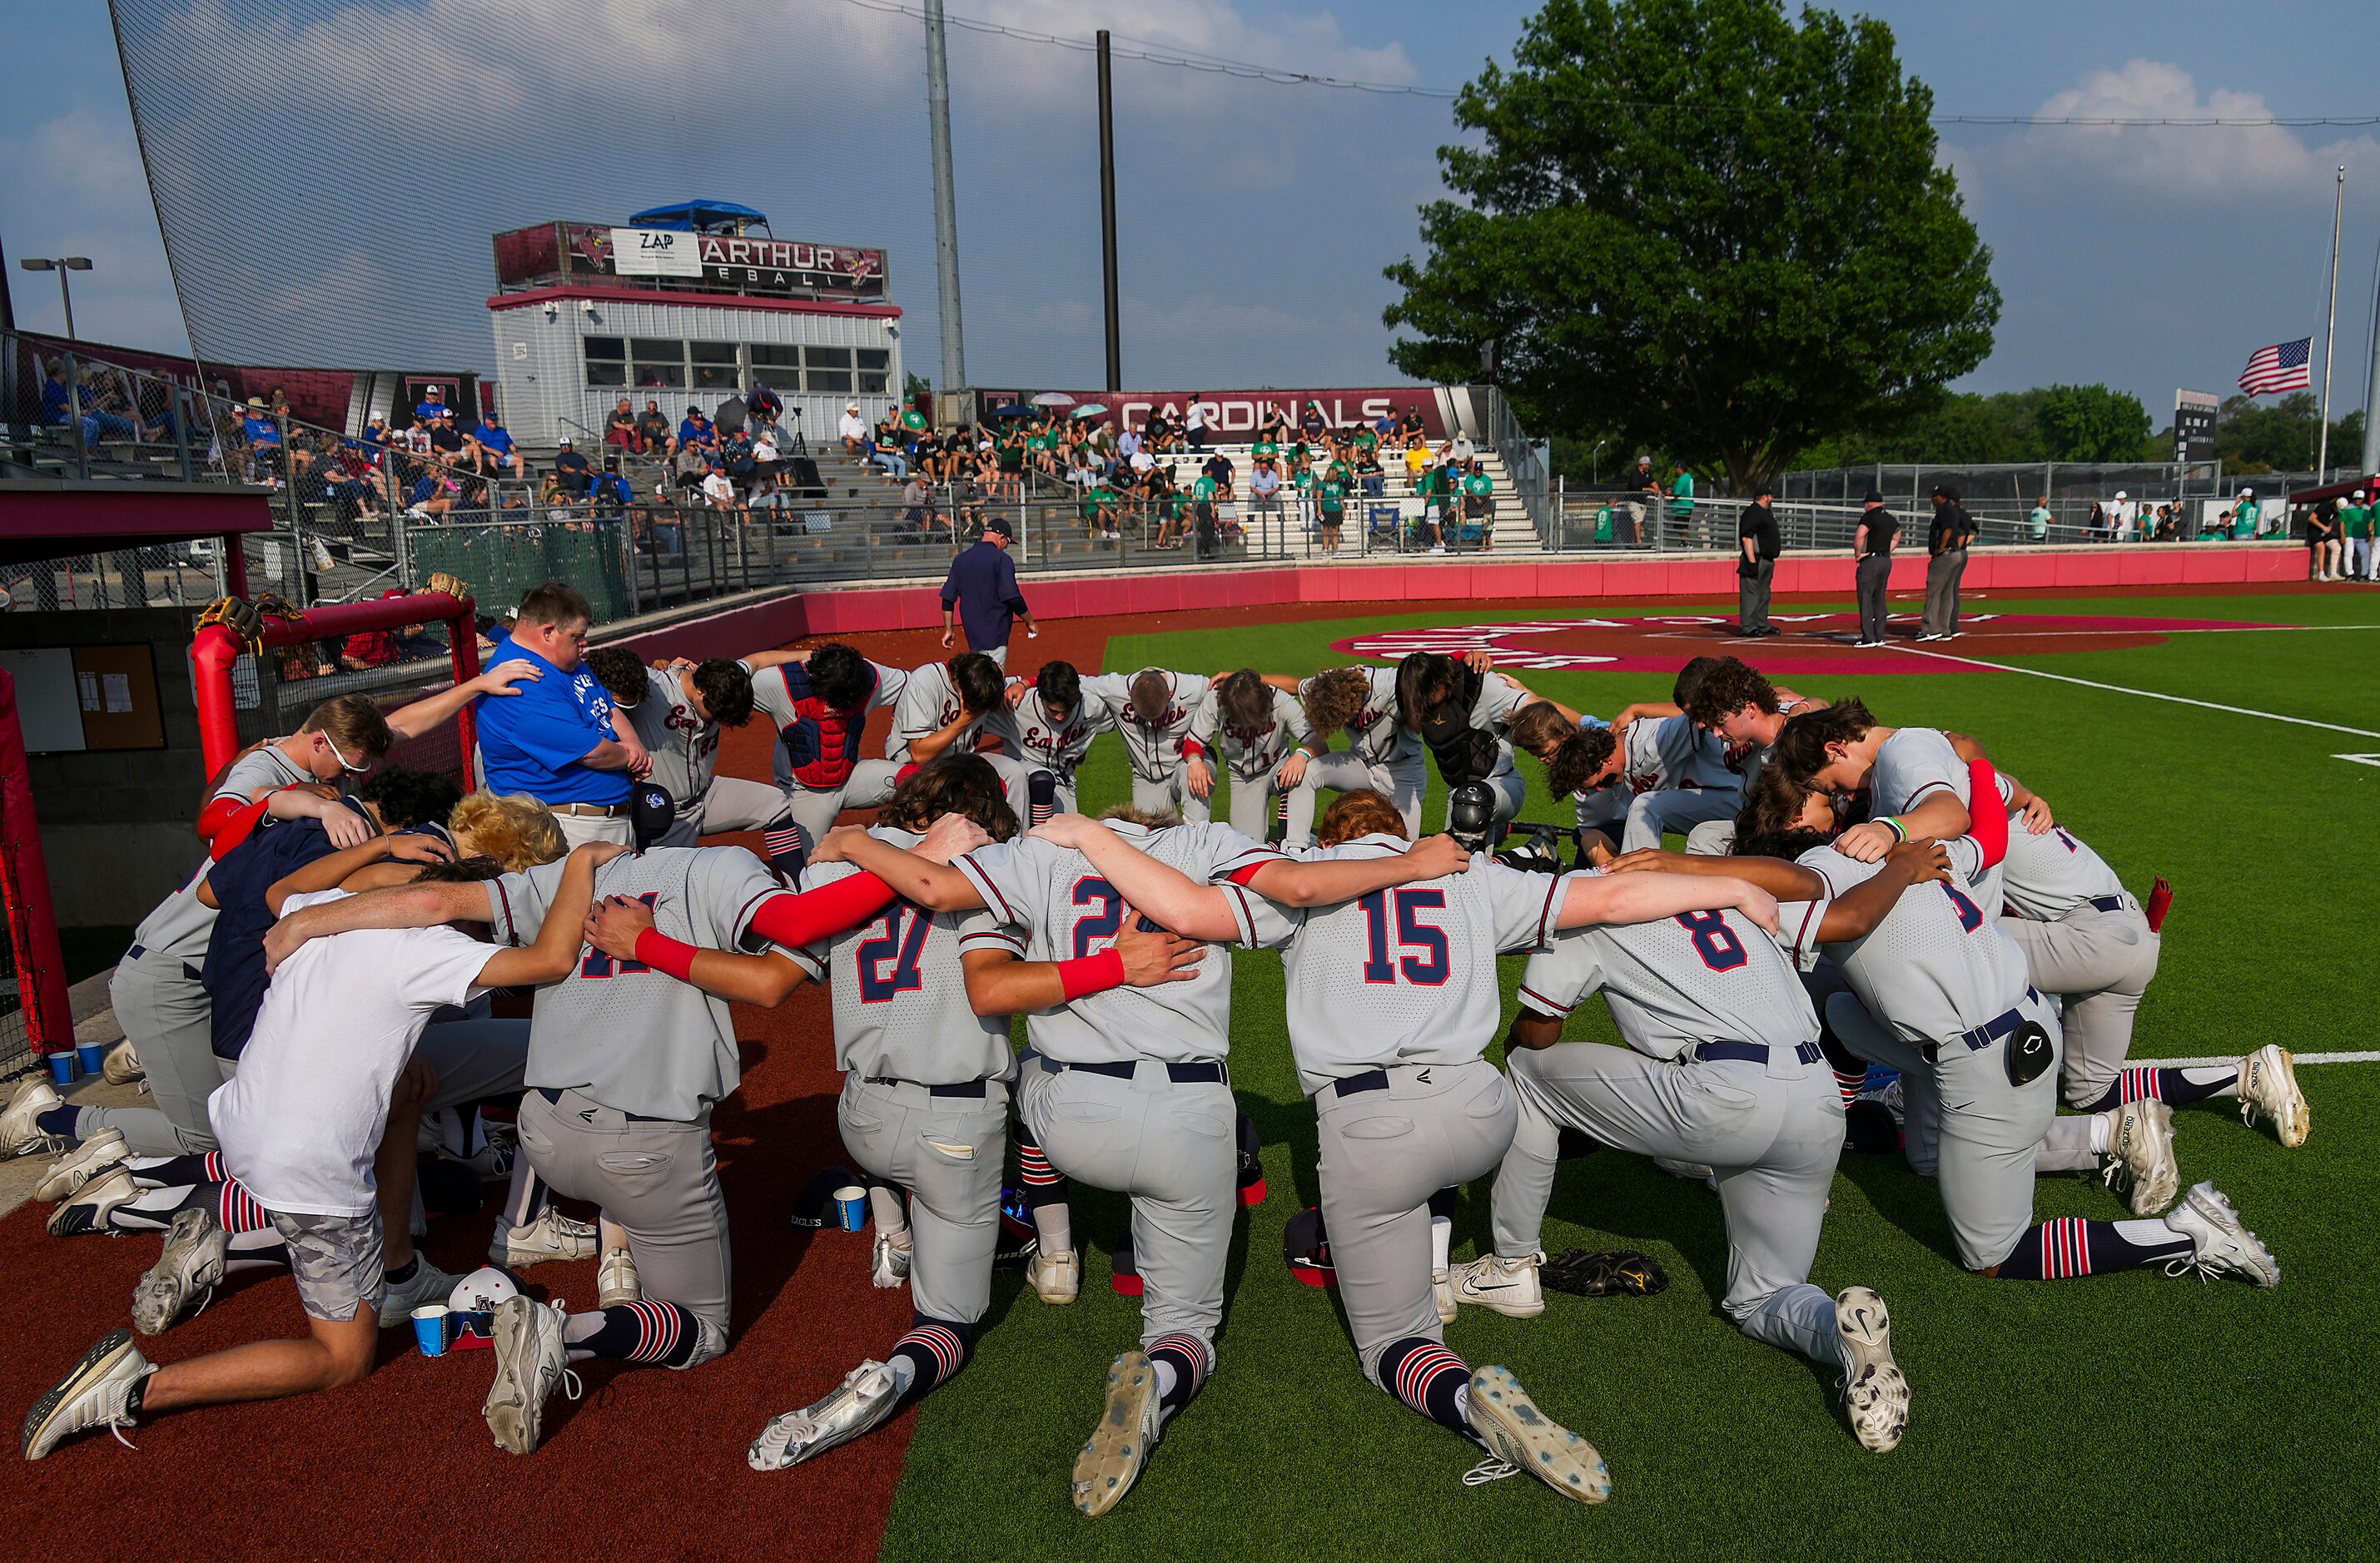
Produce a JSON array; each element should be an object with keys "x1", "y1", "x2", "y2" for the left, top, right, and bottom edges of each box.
[{"x1": 2318, "y1": 165, "x2": 2345, "y2": 485}]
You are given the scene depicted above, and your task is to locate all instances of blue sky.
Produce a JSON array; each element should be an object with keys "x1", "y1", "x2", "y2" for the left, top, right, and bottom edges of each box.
[{"x1": 5, "y1": 0, "x2": 2377, "y2": 429}]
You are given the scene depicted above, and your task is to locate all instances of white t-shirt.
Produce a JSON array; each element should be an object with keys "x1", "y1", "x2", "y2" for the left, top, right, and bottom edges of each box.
[{"x1": 208, "y1": 890, "x2": 496, "y2": 1217}]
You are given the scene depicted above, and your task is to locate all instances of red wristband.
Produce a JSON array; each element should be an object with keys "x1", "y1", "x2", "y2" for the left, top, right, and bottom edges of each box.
[
  {"x1": 1057, "y1": 946, "x2": 1126, "y2": 1000},
  {"x1": 1966, "y1": 758, "x2": 2008, "y2": 868},
  {"x1": 1179, "y1": 737, "x2": 1205, "y2": 760},
  {"x1": 747, "y1": 871, "x2": 897, "y2": 949},
  {"x1": 634, "y1": 926, "x2": 698, "y2": 982}
]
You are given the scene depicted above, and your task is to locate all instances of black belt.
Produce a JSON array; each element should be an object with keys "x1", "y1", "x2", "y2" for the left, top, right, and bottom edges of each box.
[
  {"x1": 1925, "y1": 990, "x2": 2040, "y2": 1064},
  {"x1": 2084, "y1": 895, "x2": 2130, "y2": 914},
  {"x1": 534, "y1": 1085, "x2": 671, "y2": 1123},
  {"x1": 863, "y1": 1075, "x2": 990, "y2": 1099},
  {"x1": 1692, "y1": 1040, "x2": 1824, "y2": 1067},
  {"x1": 1065, "y1": 1059, "x2": 1229, "y2": 1087},
  {"x1": 1328, "y1": 1068, "x2": 1391, "y2": 1098}
]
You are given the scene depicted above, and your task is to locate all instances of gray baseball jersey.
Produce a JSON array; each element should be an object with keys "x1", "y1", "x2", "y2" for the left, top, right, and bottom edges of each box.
[
  {"x1": 748, "y1": 657, "x2": 908, "y2": 790},
  {"x1": 616, "y1": 666, "x2": 726, "y2": 816},
  {"x1": 211, "y1": 742, "x2": 316, "y2": 805},
  {"x1": 1990, "y1": 778, "x2": 2125, "y2": 921},
  {"x1": 887, "y1": 660, "x2": 988, "y2": 765},
  {"x1": 1081, "y1": 670, "x2": 1211, "y2": 782},
  {"x1": 784, "y1": 826, "x2": 1015, "y2": 1085},
  {"x1": 1573, "y1": 713, "x2": 1741, "y2": 825},
  {"x1": 1301, "y1": 667, "x2": 1416, "y2": 767},
  {"x1": 982, "y1": 684, "x2": 1115, "y2": 787},
  {"x1": 1190, "y1": 684, "x2": 1313, "y2": 782},
  {"x1": 132, "y1": 860, "x2": 220, "y2": 965},
  {"x1": 1518, "y1": 871, "x2": 1817, "y2": 1059},
  {"x1": 1722, "y1": 697, "x2": 1819, "y2": 795},
  {"x1": 1268, "y1": 836, "x2": 1563, "y2": 1095},
  {"x1": 486, "y1": 845, "x2": 789, "y2": 1120},
  {"x1": 954, "y1": 822, "x2": 1289, "y2": 1064},
  {"x1": 1868, "y1": 727, "x2": 1967, "y2": 818},
  {"x1": 1782, "y1": 838, "x2": 2030, "y2": 1044}
]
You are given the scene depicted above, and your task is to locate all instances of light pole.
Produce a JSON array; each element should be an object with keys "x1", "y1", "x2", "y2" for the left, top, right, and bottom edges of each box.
[
  {"x1": 19, "y1": 256, "x2": 93, "y2": 340},
  {"x1": 1590, "y1": 438, "x2": 1607, "y2": 485}
]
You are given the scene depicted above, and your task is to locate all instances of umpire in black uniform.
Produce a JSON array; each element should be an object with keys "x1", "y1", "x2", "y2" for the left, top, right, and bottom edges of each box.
[
  {"x1": 1920, "y1": 484, "x2": 1975, "y2": 641},
  {"x1": 1736, "y1": 484, "x2": 1781, "y2": 637},
  {"x1": 1852, "y1": 489, "x2": 1896, "y2": 645}
]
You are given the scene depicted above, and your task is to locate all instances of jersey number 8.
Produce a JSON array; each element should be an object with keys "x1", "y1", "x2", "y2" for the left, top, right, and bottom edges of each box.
[{"x1": 1676, "y1": 910, "x2": 1747, "y2": 971}]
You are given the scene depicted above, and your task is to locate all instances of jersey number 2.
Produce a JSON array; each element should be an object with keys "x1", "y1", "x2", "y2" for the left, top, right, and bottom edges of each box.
[
  {"x1": 1071, "y1": 877, "x2": 1125, "y2": 959},
  {"x1": 856, "y1": 906, "x2": 932, "y2": 1002},
  {"x1": 579, "y1": 893, "x2": 663, "y2": 978},
  {"x1": 1358, "y1": 889, "x2": 1449, "y2": 985}
]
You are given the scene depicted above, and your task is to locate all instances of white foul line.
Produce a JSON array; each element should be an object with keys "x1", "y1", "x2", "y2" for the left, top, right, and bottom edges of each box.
[
  {"x1": 2131, "y1": 1051, "x2": 2380, "y2": 1068},
  {"x1": 1891, "y1": 645, "x2": 2380, "y2": 739}
]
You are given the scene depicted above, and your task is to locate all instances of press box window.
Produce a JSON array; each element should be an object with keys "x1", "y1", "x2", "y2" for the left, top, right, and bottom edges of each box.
[
  {"x1": 584, "y1": 335, "x2": 626, "y2": 389},
  {"x1": 690, "y1": 340, "x2": 738, "y2": 391},
  {"x1": 857, "y1": 348, "x2": 891, "y2": 395},
  {"x1": 630, "y1": 338, "x2": 684, "y2": 390},
  {"x1": 805, "y1": 345, "x2": 853, "y2": 394}
]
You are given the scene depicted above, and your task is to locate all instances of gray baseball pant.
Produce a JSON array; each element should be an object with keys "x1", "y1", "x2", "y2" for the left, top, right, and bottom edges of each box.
[
  {"x1": 516, "y1": 1088, "x2": 730, "y2": 1366},
  {"x1": 1211, "y1": 769, "x2": 1288, "y2": 840},
  {"x1": 649, "y1": 776, "x2": 800, "y2": 851},
  {"x1": 1824, "y1": 989, "x2": 2072, "y2": 1271},
  {"x1": 413, "y1": 1015, "x2": 530, "y2": 1114},
  {"x1": 977, "y1": 752, "x2": 1047, "y2": 823},
  {"x1": 1856, "y1": 553, "x2": 1892, "y2": 642},
  {"x1": 768, "y1": 763, "x2": 902, "y2": 851},
  {"x1": 1922, "y1": 548, "x2": 1970, "y2": 637},
  {"x1": 87, "y1": 950, "x2": 220, "y2": 1154},
  {"x1": 1132, "y1": 767, "x2": 1205, "y2": 822},
  {"x1": 1684, "y1": 818, "x2": 1737, "y2": 857},
  {"x1": 1019, "y1": 1057, "x2": 1236, "y2": 1352},
  {"x1": 1284, "y1": 752, "x2": 1427, "y2": 846},
  {"x1": 838, "y1": 1075, "x2": 1007, "y2": 1326},
  {"x1": 2000, "y1": 903, "x2": 2160, "y2": 1110},
  {"x1": 1621, "y1": 786, "x2": 1742, "y2": 854},
  {"x1": 1315, "y1": 1059, "x2": 1515, "y2": 1380},
  {"x1": 1493, "y1": 1044, "x2": 1846, "y2": 1366},
  {"x1": 556, "y1": 811, "x2": 634, "y2": 848}
]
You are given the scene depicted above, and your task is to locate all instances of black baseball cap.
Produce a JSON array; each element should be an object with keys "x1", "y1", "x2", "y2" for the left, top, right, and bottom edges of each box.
[
  {"x1": 980, "y1": 514, "x2": 1014, "y2": 538},
  {"x1": 1863, "y1": 489, "x2": 1886, "y2": 504}
]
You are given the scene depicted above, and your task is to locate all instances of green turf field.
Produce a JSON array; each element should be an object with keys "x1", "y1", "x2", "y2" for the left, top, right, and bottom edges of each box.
[{"x1": 881, "y1": 591, "x2": 2379, "y2": 1561}]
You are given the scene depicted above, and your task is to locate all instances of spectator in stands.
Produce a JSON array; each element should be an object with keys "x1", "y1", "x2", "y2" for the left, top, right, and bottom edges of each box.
[
  {"x1": 37, "y1": 360, "x2": 72, "y2": 429},
  {"x1": 1185, "y1": 394, "x2": 1210, "y2": 451},
  {"x1": 1260, "y1": 404, "x2": 1290, "y2": 447},
  {"x1": 1297, "y1": 399, "x2": 1328, "y2": 446},
  {"x1": 941, "y1": 514, "x2": 1036, "y2": 666},
  {"x1": 1404, "y1": 434, "x2": 1433, "y2": 486},
  {"x1": 2029, "y1": 495, "x2": 2053, "y2": 542},
  {"x1": 840, "y1": 401, "x2": 869, "y2": 455},
  {"x1": 589, "y1": 457, "x2": 634, "y2": 511},
  {"x1": 470, "y1": 411, "x2": 521, "y2": 477},
  {"x1": 701, "y1": 461, "x2": 743, "y2": 517},
  {"x1": 242, "y1": 397, "x2": 289, "y2": 479},
  {"x1": 1668, "y1": 463, "x2": 1697, "y2": 541},
  {"x1": 1317, "y1": 464, "x2": 1349, "y2": 554},
  {"x1": 678, "y1": 405, "x2": 717, "y2": 456},
  {"x1": 1398, "y1": 404, "x2": 1426, "y2": 450},
  {"x1": 899, "y1": 474, "x2": 934, "y2": 538},
  {"x1": 1355, "y1": 442, "x2": 1385, "y2": 498},
  {"x1": 1462, "y1": 460, "x2": 1494, "y2": 546},
  {"x1": 1202, "y1": 449, "x2": 1236, "y2": 503},
  {"x1": 553, "y1": 439, "x2": 593, "y2": 499},
  {"x1": 1449, "y1": 430, "x2": 1477, "y2": 465},
  {"x1": 425, "y1": 409, "x2": 465, "y2": 464},
  {"x1": 414, "y1": 385, "x2": 450, "y2": 421},
  {"x1": 322, "y1": 440, "x2": 383, "y2": 519},
  {"x1": 1117, "y1": 424, "x2": 1142, "y2": 465},
  {"x1": 636, "y1": 399, "x2": 673, "y2": 454},
  {"x1": 1250, "y1": 458, "x2": 1283, "y2": 528},
  {"x1": 605, "y1": 399, "x2": 641, "y2": 454}
]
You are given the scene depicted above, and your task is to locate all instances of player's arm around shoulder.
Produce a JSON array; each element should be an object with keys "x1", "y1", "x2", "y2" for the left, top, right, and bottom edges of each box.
[
  {"x1": 581, "y1": 889, "x2": 810, "y2": 1007},
  {"x1": 819, "y1": 820, "x2": 991, "y2": 913},
  {"x1": 479, "y1": 841, "x2": 631, "y2": 986},
  {"x1": 1245, "y1": 832, "x2": 1470, "y2": 909},
  {"x1": 1557, "y1": 865, "x2": 1780, "y2": 935},
  {"x1": 1030, "y1": 814, "x2": 1239, "y2": 941},
  {"x1": 262, "y1": 873, "x2": 502, "y2": 973},
  {"x1": 1813, "y1": 838, "x2": 1954, "y2": 943}
]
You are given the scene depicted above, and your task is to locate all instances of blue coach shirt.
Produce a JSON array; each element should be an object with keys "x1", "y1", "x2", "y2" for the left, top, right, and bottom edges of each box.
[
  {"x1": 941, "y1": 540, "x2": 1028, "y2": 656},
  {"x1": 474, "y1": 634, "x2": 629, "y2": 805}
]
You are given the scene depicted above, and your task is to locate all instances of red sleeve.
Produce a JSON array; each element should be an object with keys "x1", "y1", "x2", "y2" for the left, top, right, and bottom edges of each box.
[
  {"x1": 746, "y1": 871, "x2": 897, "y2": 949},
  {"x1": 201, "y1": 794, "x2": 275, "y2": 860},
  {"x1": 1966, "y1": 758, "x2": 2007, "y2": 868}
]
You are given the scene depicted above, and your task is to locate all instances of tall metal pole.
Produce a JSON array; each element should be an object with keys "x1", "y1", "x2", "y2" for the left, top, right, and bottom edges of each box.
[
  {"x1": 1096, "y1": 30, "x2": 1121, "y2": 393},
  {"x1": 57, "y1": 271, "x2": 77, "y2": 342},
  {"x1": 922, "y1": 0, "x2": 966, "y2": 394},
  {"x1": 2362, "y1": 230, "x2": 2380, "y2": 479},
  {"x1": 2317, "y1": 166, "x2": 2346, "y2": 484}
]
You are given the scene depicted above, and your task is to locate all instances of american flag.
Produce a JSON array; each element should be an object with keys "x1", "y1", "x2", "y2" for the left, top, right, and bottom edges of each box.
[{"x1": 2238, "y1": 337, "x2": 2313, "y2": 396}]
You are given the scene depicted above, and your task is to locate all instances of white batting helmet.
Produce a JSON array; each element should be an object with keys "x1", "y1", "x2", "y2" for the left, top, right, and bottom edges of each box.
[{"x1": 449, "y1": 1266, "x2": 521, "y2": 1314}]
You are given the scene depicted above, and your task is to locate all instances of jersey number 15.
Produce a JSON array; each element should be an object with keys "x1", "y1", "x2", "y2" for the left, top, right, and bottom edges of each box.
[{"x1": 1358, "y1": 889, "x2": 1449, "y2": 986}]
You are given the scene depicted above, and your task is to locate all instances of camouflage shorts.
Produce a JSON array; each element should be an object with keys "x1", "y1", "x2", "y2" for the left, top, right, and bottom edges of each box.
[{"x1": 266, "y1": 1208, "x2": 385, "y2": 1322}]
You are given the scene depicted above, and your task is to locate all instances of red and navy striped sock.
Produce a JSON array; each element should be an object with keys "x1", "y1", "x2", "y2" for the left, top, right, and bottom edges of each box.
[
  {"x1": 1016, "y1": 1129, "x2": 1067, "y2": 1208},
  {"x1": 2072, "y1": 1064, "x2": 2236, "y2": 1114},
  {"x1": 763, "y1": 826, "x2": 808, "y2": 884},
  {"x1": 1145, "y1": 1332, "x2": 1214, "y2": 1417},
  {"x1": 1816, "y1": 1031, "x2": 1866, "y2": 1108},
  {"x1": 1995, "y1": 1216, "x2": 2192, "y2": 1279},
  {"x1": 566, "y1": 1300, "x2": 700, "y2": 1367},
  {"x1": 890, "y1": 1317, "x2": 972, "y2": 1409},
  {"x1": 1377, "y1": 1336, "x2": 1473, "y2": 1439},
  {"x1": 1027, "y1": 771, "x2": 1057, "y2": 830},
  {"x1": 216, "y1": 1178, "x2": 272, "y2": 1233}
]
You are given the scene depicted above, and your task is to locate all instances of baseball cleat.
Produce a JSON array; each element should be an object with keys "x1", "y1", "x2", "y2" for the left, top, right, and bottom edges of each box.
[
  {"x1": 1028, "y1": 1247, "x2": 1081, "y2": 1305},
  {"x1": 102, "y1": 1040, "x2": 144, "y2": 1086},
  {"x1": 871, "y1": 1230, "x2": 913, "y2": 1290},
  {"x1": 34, "y1": 1130, "x2": 128, "y2": 1203},
  {"x1": 378, "y1": 1258, "x2": 461, "y2": 1329},
  {"x1": 132, "y1": 1208, "x2": 227, "y2": 1336},
  {"x1": 1072, "y1": 1351, "x2": 1162, "y2": 1517},
  {"x1": 1449, "y1": 1253, "x2": 1545, "y2": 1318},
  {"x1": 482, "y1": 1296, "x2": 580, "y2": 1455},
  {"x1": 1465, "y1": 1365, "x2": 1612, "y2": 1504},
  {"x1": 2161, "y1": 1182, "x2": 2279, "y2": 1288},
  {"x1": 47, "y1": 1166, "x2": 141, "y2": 1237},
  {"x1": 1433, "y1": 1267, "x2": 1458, "y2": 1324},
  {"x1": 2236, "y1": 1045, "x2": 2308, "y2": 1148},
  {"x1": 2, "y1": 1078, "x2": 66, "y2": 1159},
  {"x1": 489, "y1": 1206, "x2": 599, "y2": 1268},
  {"x1": 2104, "y1": 1099, "x2": 2180, "y2": 1215},
  {"x1": 596, "y1": 1246, "x2": 641, "y2": 1309},
  {"x1": 1652, "y1": 1156, "x2": 1717, "y2": 1183},
  {"x1": 1834, "y1": 1287, "x2": 1909, "y2": 1453},
  {"x1": 22, "y1": 1329, "x2": 154, "y2": 1460},
  {"x1": 748, "y1": 1360, "x2": 901, "y2": 1471}
]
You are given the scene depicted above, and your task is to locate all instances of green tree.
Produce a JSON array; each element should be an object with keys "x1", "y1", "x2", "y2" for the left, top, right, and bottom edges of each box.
[
  {"x1": 2032, "y1": 383, "x2": 2152, "y2": 461},
  {"x1": 1383, "y1": 0, "x2": 1998, "y2": 494}
]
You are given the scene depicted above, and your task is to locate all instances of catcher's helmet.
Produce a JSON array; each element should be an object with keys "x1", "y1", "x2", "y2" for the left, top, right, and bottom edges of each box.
[
  {"x1": 1446, "y1": 782, "x2": 1500, "y2": 854},
  {"x1": 448, "y1": 1265, "x2": 520, "y2": 1314}
]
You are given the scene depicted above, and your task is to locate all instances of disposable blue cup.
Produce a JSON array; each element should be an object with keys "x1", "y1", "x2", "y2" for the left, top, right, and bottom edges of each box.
[
  {"x1": 47, "y1": 1052, "x2": 80, "y2": 1085},
  {"x1": 412, "y1": 1305, "x2": 450, "y2": 1357},
  {"x1": 76, "y1": 1043, "x2": 107, "y2": 1077},
  {"x1": 833, "y1": 1185, "x2": 867, "y2": 1233}
]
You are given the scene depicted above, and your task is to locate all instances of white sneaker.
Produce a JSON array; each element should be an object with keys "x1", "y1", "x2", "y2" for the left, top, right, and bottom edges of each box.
[
  {"x1": 1432, "y1": 1267, "x2": 1458, "y2": 1324},
  {"x1": 1449, "y1": 1252, "x2": 1545, "y2": 1318},
  {"x1": 21, "y1": 1329, "x2": 155, "y2": 1459},
  {"x1": 748, "y1": 1359, "x2": 902, "y2": 1471},
  {"x1": 1071, "y1": 1351, "x2": 1163, "y2": 1516},
  {"x1": 490, "y1": 1206, "x2": 599, "y2": 1268},
  {"x1": 2104, "y1": 1099, "x2": 2180, "y2": 1215},
  {"x1": 483, "y1": 1297, "x2": 580, "y2": 1454},
  {"x1": 2161, "y1": 1182, "x2": 2279, "y2": 1288},
  {"x1": 596, "y1": 1246, "x2": 641, "y2": 1309},
  {"x1": 1464, "y1": 1365, "x2": 1611, "y2": 1504},
  {"x1": 1834, "y1": 1287, "x2": 1909, "y2": 1453},
  {"x1": 102, "y1": 1041, "x2": 144, "y2": 1086},
  {"x1": 378, "y1": 1258, "x2": 462, "y2": 1329},
  {"x1": 1653, "y1": 1156, "x2": 1717, "y2": 1183},
  {"x1": 871, "y1": 1230, "x2": 913, "y2": 1290},
  {"x1": 47, "y1": 1165, "x2": 141, "y2": 1237},
  {"x1": 1028, "y1": 1247, "x2": 1081, "y2": 1305},
  {"x1": 1428, "y1": 544, "x2": 1446, "y2": 554},
  {"x1": 2236, "y1": 1044, "x2": 2308, "y2": 1148},
  {"x1": 1, "y1": 1078, "x2": 65, "y2": 1159},
  {"x1": 34, "y1": 1130, "x2": 127, "y2": 1203},
  {"x1": 132, "y1": 1208, "x2": 227, "y2": 1335}
]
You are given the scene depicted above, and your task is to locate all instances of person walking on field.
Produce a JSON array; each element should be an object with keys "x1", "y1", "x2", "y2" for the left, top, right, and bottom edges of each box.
[
  {"x1": 1919, "y1": 484, "x2": 1975, "y2": 642},
  {"x1": 1851, "y1": 489, "x2": 1896, "y2": 647},
  {"x1": 940, "y1": 515, "x2": 1038, "y2": 670},
  {"x1": 1737, "y1": 485, "x2": 1781, "y2": 638}
]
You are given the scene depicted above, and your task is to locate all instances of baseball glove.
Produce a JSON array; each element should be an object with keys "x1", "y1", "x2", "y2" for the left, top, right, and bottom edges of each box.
[
  {"x1": 1542, "y1": 1247, "x2": 1670, "y2": 1298},
  {"x1": 195, "y1": 594, "x2": 264, "y2": 650},
  {"x1": 426, "y1": 570, "x2": 470, "y2": 601}
]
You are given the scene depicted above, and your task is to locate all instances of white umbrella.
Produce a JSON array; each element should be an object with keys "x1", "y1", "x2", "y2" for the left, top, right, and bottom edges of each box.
[
  {"x1": 1030, "y1": 391, "x2": 1076, "y2": 408},
  {"x1": 1071, "y1": 404, "x2": 1108, "y2": 419}
]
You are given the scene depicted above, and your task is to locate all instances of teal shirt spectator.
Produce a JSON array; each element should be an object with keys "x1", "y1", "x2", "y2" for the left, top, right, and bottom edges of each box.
[
  {"x1": 2230, "y1": 498, "x2": 2261, "y2": 539},
  {"x1": 1668, "y1": 469, "x2": 1695, "y2": 519},
  {"x1": 2028, "y1": 505, "x2": 2051, "y2": 542}
]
